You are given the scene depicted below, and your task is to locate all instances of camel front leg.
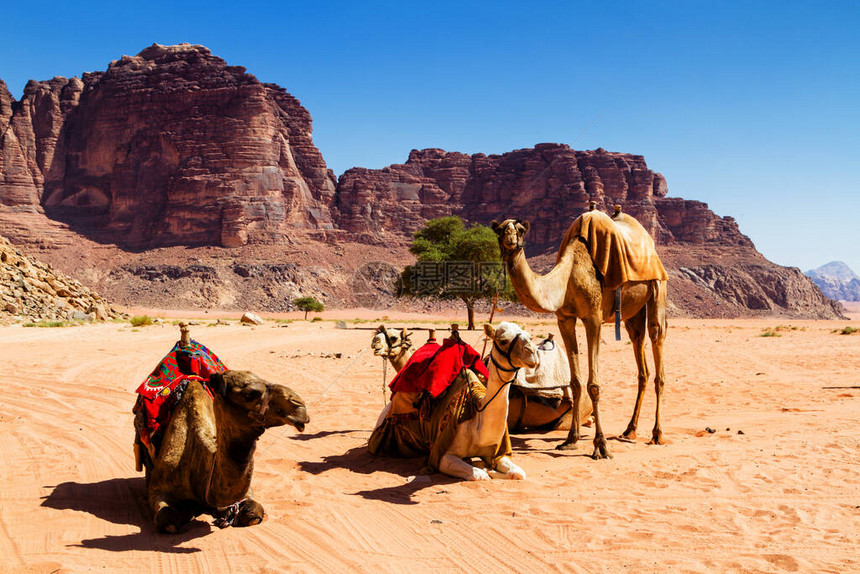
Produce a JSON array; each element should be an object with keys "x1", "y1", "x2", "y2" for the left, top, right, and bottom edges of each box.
[
  {"x1": 648, "y1": 280, "x2": 668, "y2": 445},
  {"x1": 235, "y1": 486, "x2": 265, "y2": 527},
  {"x1": 494, "y1": 456, "x2": 526, "y2": 480},
  {"x1": 622, "y1": 307, "x2": 649, "y2": 440},
  {"x1": 556, "y1": 314, "x2": 584, "y2": 450},
  {"x1": 583, "y1": 314, "x2": 611, "y2": 459},
  {"x1": 438, "y1": 453, "x2": 490, "y2": 481},
  {"x1": 150, "y1": 492, "x2": 185, "y2": 534}
]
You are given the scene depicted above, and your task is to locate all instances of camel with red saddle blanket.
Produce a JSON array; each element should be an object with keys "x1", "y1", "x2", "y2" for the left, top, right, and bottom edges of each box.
[
  {"x1": 133, "y1": 324, "x2": 309, "y2": 533},
  {"x1": 370, "y1": 325, "x2": 592, "y2": 432},
  {"x1": 369, "y1": 321, "x2": 538, "y2": 481}
]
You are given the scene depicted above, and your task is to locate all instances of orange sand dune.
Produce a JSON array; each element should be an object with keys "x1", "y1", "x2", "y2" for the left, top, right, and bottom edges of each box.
[{"x1": 0, "y1": 313, "x2": 858, "y2": 573}]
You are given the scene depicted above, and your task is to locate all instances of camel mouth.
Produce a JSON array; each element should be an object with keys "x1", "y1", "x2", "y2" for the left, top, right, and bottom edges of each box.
[{"x1": 292, "y1": 421, "x2": 306, "y2": 433}]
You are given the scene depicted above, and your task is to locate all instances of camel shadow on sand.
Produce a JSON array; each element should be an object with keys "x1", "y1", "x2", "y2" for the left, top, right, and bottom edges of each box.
[
  {"x1": 299, "y1": 445, "x2": 460, "y2": 506},
  {"x1": 508, "y1": 432, "x2": 603, "y2": 460},
  {"x1": 41, "y1": 477, "x2": 209, "y2": 553}
]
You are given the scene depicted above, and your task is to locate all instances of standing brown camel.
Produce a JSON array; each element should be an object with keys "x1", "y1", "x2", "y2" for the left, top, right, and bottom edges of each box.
[{"x1": 491, "y1": 207, "x2": 668, "y2": 459}]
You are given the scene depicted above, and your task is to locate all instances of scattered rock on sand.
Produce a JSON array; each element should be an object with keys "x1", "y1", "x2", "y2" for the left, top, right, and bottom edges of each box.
[{"x1": 240, "y1": 312, "x2": 264, "y2": 325}]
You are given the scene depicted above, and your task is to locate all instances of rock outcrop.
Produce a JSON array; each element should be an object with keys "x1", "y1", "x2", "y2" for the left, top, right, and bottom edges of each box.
[
  {"x1": 0, "y1": 44, "x2": 335, "y2": 249},
  {"x1": 333, "y1": 144, "x2": 752, "y2": 248},
  {"x1": 0, "y1": 234, "x2": 123, "y2": 323},
  {"x1": 806, "y1": 262, "x2": 860, "y2": 302}
]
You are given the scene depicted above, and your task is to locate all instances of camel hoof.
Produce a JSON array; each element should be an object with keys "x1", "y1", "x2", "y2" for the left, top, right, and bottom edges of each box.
[
  {"x1": 591, "y1": 441, "x2": 613, "y2": 459},
  {"x1": 556, "y1": 441, "x2": 578, "y2": 451},
  {"x1": 648, "y1": 432, "x2": 665, "y2": 445},
  {"x1": 236, "y1": 500, "x2": 266, "y2": 527},
  {"x1": 622, "y1": 429, "x2": 637, "y2": 440},
  {"x1": 154, "y1": 506, "x2": 183, "y2": 534}
]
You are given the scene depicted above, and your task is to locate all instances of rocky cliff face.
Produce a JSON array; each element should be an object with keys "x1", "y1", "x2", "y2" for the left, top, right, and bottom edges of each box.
[
  {"x1": 0, "y1": 234, "x2": 123, "y2": 323},
  {"x1": 333, "y1": 144, "x2": 752, "y2": 249},
  {"x1": 0, "y1": 44, "x2": 335, "y2": 249},
  {"x1": 333, "y1": 144, "x2": 843, "y2": 319}
]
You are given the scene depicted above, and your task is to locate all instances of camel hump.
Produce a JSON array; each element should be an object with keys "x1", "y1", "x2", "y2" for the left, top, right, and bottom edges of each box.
[{"x1": 563, "y1": 211, "x2": 667, "y2": 290}]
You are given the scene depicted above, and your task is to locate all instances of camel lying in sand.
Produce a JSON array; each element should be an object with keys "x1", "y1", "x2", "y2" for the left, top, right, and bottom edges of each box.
[
  {"x1": 369, "y1": 322, "x2": 538, "y2": 481},
  {"x1": 370, "y1": 326, "x2": 591, "y2": 432},
  {"x1": 140, "y1": 370, "x2": 309, "y2": 533},
  {"x1": 371, "y1": 325, "x2": 415, "y2": 371},
  {"x1": 510, "y1": 335, "x2": 593, "y2": 432}
]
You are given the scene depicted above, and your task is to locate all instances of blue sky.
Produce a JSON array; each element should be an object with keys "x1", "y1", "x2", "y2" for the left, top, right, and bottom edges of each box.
[{"x1": 2, "y1": 1, "x2": 858, "y2": 274}]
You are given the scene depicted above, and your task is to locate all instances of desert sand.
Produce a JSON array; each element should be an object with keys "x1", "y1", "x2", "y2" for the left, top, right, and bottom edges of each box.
[{"x1": 0, "y1": 310, "x2": 858, "y2": 573}]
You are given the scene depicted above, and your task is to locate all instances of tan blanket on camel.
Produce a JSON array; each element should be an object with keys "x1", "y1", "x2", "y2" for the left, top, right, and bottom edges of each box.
[
  {"x1": 560, "y1": 211, "x2": 668, "y2": 291},
  {"x1": 368, "y1": 369, "x2": 512, "y2": 472}
]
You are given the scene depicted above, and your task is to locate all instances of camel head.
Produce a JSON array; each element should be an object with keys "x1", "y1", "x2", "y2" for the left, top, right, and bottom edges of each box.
[
  {"x1": 484, "y1": 321, "x2": 539, "y2": 371},
  {"x1": 490, "y1": 219, "x2": 529, "y2": 255},
  {"x1": 209, "y1": 370, "x2": 309, "y2": 431},
  {"x1": 371, "y1": 325, "x2": 412, "y2": 357},
  {"x1": 265, "y1": 385, "x2": 310, "y2": 432}
]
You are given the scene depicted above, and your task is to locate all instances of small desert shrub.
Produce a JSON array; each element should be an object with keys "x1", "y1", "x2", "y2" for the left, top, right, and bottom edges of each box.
[
  {"x1": 760, "y1": 328, "x2": 781, "y2": 337},
  {"x1": 840, "y1": 326, "x2": 858, "y2": 335},
  {"x1": 23, "y1": 320, "x2": 69, "y2": 328},
  {"x1": 311, "y1": 316, "x2": 323, "y2": 322},
  {"x1": 130, "y1": 315, "x2": 153, "y2": 327}
]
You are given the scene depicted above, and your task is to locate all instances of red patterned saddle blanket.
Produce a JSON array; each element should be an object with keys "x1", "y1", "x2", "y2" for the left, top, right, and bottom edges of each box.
[{"x1": 133, "y1": 339, "x2": 227, "y2": 450}]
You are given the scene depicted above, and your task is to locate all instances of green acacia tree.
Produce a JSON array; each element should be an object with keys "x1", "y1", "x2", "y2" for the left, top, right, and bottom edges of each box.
[
  {"x1": 402, "y1": 216, "x2": 511, "y2": 330},
  {"x1": 294, "y1": 296, "x2": 324, "y2": 320}
]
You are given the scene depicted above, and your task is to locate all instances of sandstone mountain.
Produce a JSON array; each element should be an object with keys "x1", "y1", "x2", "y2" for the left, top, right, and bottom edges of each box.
[
  {"x1": 806, "y1": 262, "x2": 860, "y2": 302},
  {"x1": 0, "y1": 43, "x2": 335, "y2": 250},
  {"x1": 0, "y1": 44, "x2": 845, "y2": 319}
]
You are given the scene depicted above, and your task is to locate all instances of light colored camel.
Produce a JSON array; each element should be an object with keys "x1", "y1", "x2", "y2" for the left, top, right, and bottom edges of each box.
[
  {"x1": 370, "y1": 325, "x2": 415, "y2": 371},
  {"x1": 509, "y1": 335, "x2": 593, "y2": 432},
  {"x1": 141, "y1": 370, "x2": 309, "y2": 533},
  {"x1": 369, "y1": 321, "x2": 539, "y2": 480},
  {"x1": 371, "y1": 325, "x2": 584, "y2": 432},
  {"x1": 492, "y1": 212, "x2": 667, "y2": 459},
  {"x1": 437, "y1": 321, "x2": 539, "y2": 480}
]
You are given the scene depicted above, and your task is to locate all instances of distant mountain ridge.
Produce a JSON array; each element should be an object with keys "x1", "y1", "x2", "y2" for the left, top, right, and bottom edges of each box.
[{"x1": 806, "y1": 262, "x2": 860, "y2": 302}]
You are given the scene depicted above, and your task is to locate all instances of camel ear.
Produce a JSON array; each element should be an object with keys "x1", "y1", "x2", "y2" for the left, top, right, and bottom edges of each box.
[
  {"x1": 209, "y1": 371, "x2": 228, "y2": 397},
  {"x1": 521, "y1": 220, "x2": 530, "y2": 234},
  {"x1": 377, "y1": 325, "x2": 385, "y2": 333},
  {"x1": 400, "y1": 328, "x2": 407, "y2": 339},
  {"x1": 490, "y1": 220, "x2": 501, "y2": 233},
  {"x1": 483, "y1": 323, "x2": 496, "y2": 339}
]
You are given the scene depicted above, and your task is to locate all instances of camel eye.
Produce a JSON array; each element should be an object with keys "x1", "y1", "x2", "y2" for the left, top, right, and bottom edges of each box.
[{"x1": 243, "y1": 388, "x2": 262, "y2": 400}]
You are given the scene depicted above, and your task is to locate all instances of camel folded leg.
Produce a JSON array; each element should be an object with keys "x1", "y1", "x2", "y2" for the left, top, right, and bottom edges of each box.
[
  {"x1": 494, "y1": 456, "x2": 526, "y2": 480},
  {"x1": 438, "y1": 453, "x2": 490, "y2": 481}
]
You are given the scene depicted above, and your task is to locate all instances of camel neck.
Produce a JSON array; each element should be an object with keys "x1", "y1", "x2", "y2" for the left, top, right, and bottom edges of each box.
[
  {"x1": 476, "y1": 359, "x2": 514, "y2": 439},
  {"x1": 207, "y1": 399, "x2": 264, "y2": 507},
  {"x1": 389, "y1": 347, "x2": 413, "y2": 371},
  {"x1": 504, "y1": 248, "x2": 572, "y2": 313}
]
